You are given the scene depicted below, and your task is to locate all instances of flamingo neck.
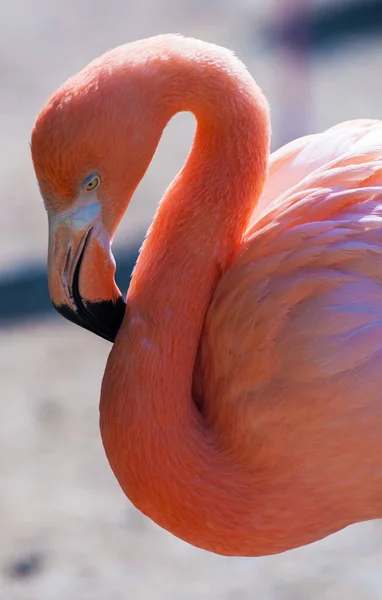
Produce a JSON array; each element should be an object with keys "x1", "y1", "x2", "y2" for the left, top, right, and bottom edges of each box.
[{"x1": 100, "y1": 43, "x2": 274, "y2": 555}]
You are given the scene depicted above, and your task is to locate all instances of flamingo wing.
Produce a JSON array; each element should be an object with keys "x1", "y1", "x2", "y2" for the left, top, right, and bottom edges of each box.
[
  {"x1": 195, "y1": 120, "x2": 382, "y2": 498},
  {"x1": 255, "y1": 119, "x2": 382, "y2": 215}
]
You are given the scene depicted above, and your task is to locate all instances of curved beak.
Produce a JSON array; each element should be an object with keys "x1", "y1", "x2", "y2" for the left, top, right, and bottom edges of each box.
[{"x1": 47, "y1": 200, "x2": 126, "y2": 343}]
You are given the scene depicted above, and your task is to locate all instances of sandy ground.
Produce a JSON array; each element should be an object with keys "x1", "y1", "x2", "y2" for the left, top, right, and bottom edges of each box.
[{"x1": 2, "y1": 0, "x2": 382, "y2": 598}]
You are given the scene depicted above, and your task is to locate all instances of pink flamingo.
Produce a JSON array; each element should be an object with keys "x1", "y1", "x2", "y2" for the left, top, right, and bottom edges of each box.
[{"x1": 31, "y1": 35, "x2": 382, "y2": 557}]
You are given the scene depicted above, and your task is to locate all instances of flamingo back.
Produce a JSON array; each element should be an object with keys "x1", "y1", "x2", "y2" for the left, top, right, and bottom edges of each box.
[{"x1": 194, "y1": 119, "x2": 382, "y2": 516}]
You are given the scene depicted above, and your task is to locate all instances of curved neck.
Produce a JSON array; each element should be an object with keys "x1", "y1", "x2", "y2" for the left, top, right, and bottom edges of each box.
[{"x1": 100, "y1": 43, "x2": 273, "y2": 555}]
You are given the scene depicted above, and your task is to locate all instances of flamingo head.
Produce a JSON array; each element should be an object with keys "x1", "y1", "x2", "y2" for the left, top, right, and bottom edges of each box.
[{"x1": 31, "y1": 44, "x2": 169, "y2": 342}]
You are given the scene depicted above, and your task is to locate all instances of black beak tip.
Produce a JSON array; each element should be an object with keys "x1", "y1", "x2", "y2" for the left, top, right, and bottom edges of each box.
[{"x1": 53, "y1": 296, "x2": 126, "y2": 343}]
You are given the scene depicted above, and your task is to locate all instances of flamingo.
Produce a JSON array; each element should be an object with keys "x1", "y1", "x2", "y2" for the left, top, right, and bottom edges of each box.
[{"x1": 31, "y1": 34, "x2": 382, "y2": 557}]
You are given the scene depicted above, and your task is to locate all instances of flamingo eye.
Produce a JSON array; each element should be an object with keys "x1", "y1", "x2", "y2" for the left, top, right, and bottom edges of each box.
[{"x1": 83, "y1": 173, "x2": 100, "y2": 192}]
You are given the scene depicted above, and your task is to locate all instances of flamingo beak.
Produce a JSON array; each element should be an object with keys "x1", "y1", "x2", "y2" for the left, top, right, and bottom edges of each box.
[{"x1": 47, "y1": 199, "x2": 126, "y2": 343}]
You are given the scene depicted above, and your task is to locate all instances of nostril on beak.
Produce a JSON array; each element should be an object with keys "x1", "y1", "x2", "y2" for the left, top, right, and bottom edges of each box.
[{"x1": 62, "y1": 246, "x2": 72, "y2": 292}]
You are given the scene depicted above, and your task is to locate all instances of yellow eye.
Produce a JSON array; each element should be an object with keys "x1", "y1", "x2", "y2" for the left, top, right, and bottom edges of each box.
[{"x1": 84, "y1": 174, "x2": 100, "y2": 192}]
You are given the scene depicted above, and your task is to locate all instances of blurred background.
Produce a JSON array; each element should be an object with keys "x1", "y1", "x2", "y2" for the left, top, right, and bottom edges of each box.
[{"x1": 1, "y1": 0, "x2": 382, "y2": 598}]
